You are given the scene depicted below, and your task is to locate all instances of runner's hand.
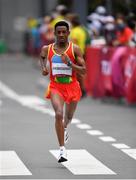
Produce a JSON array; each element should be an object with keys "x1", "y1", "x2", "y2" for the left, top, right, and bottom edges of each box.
[
  {"x1": 61, "y1": 53, "x2": 69, "y2": 64},
  {"x1": 42, "y1": 67, "x2": 49, "y2": 76}
]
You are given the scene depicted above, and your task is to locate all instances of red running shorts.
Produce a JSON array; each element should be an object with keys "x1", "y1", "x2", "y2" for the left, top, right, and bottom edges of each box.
[{"x1": 45, "y1": 80, "x2": 82, "y2": 104}]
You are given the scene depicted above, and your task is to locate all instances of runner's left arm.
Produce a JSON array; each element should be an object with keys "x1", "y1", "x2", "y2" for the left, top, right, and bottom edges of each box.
[
  {"x1": 72, "y1": 45, "x2": 86, "y2": 75},
  {"x1": 61, "y1": 45, "x2": 86, "y2": 76}
]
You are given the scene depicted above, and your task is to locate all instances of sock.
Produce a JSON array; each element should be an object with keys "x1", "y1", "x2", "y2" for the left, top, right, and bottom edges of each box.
[{"x1": 60, "y1": 146, "x2": 65, "y2": 151}]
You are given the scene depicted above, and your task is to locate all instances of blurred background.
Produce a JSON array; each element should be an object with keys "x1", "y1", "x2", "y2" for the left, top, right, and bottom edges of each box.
[
  {"x1": 0, "y1": 0, "x2": 136, "y2": 52},
  {"x1": 0, "y1": 0, "x2": 136, "y2": 104}
]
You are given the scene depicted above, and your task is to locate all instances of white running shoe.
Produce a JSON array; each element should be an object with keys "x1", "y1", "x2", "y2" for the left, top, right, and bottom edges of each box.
[
  {"x1": 64, "y1": 128, "x2": 69, "y2": 144},
  {"x1": 58, "y1": 147, "x2": 67, "y2": 163}
]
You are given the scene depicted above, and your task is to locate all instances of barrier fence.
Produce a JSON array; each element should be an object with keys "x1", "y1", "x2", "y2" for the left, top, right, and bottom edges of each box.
[{"x1": 85, "y1": 46, "x2": 136, "y2": 104}]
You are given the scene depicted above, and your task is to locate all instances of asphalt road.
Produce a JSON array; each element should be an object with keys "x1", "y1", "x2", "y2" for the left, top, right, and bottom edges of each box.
[{"x1": 0, "y1": 54, "x2": 136, "y2": 179}]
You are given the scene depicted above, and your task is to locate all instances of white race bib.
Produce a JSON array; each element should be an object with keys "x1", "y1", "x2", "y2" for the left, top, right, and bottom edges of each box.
[{"x1": 52, "y1": 63, "x2": 72, "y2": 76}]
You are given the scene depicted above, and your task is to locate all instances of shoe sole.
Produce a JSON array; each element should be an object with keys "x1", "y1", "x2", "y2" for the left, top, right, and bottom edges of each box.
[{"x1": 58, "y1": 156, "x2": 68, "y2": 163}]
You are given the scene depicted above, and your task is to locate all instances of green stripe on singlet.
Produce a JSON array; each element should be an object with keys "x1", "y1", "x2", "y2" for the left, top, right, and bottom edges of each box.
[{"x1": 55, "y1": 76, "x2": 72, "y2": 83}]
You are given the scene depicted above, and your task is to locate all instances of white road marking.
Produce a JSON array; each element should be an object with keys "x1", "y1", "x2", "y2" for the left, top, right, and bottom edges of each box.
[
  {"x1": 28, "y1": 104, "x2": 54, "y2": 116},
  {"x1": 1, "y1": 80, "x2": 135, "y2": 162},
  {"x1": 0, "y1": 81, "x2": 19, "y2": 101},
  {"x1": 0, "y1": 151, "x2": 32, "y2": 176},
  {"x1": 19, "y1": 95, "x2": 46, "y2": 106},
  {"x1": 87, "y1": 130, "x2": 104, "y2": 136},
  {"x1": 99, "y1": 136, "x2": 116, "y2": 142},
  {"x1": 112, "y1": 143, "x2": 130, "y2": 149},
  {"x1": 76, "y1": 123, "x2": 92, "y2": 129},
  {"x1": 0, "y1": 81, "x2": 45, "y2": 106},
  {"x1": 0, "y1": 80, "x2": 54, "y2": 116},
  {"x1": 50, "y1": 149, "x2": 116, "y2": 175},
  {"x1": 71, "y1": 118, "x2": 81, "y2": 124},
  {"x1": 121, "y1": 149, "x2": 136, "y2": 160}
]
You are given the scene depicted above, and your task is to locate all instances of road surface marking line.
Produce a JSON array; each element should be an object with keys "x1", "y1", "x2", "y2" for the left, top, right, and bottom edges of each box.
[
  {"x1": 1, "y1": 80, "x2": 134, "y2": 161},
  {"x1": 0, "y1": 81, "x2": 46, "y2": 106},
  {"x1": 0, "y1": 80, "x2": 54, "y2": 116},
  {"x1": 121, "y1": 149, "x2": 136, "y2": 160},
  {"x1": 99, "y1": 136, "x2": 116, "y2": 142},
  {"x1": 28, "y1": 105, "x2": 54, "y2": 116},
  {"x1": 18, "y1": 95, "x2": 46, "y2": 106},
  {"x1": 87, "y1": 130, "x2": 104, "y2": 136},
  {"x1": 71, "y1": 118, "x2": 81, "y2": 124},
  {"x1": 0, "y1": 81, "x2": 19, "y2": 101},
  {"x1": 76, "y1": 124, "x2": 92, "y2": 129},
  {"x1": 50, "y1": 149, "x2": 116, "y2": 175},
  {"x1": 0, "y1": 151, "x2": 32, "y2": 176},
  {"x1": 112, "y1": 143, "x2": 130, "y2": 149}
]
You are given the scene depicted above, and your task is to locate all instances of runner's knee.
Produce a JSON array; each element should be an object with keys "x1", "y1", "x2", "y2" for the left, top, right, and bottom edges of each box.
[
  {"x1": 65, "y1": 114, "x2": 73, "y2": 121},
  {"x1": 55, "y1": 110, "x2": 63, "y2": 121}
]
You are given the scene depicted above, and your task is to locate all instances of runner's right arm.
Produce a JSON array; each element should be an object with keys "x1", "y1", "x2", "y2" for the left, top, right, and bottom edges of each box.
[{"x1": 40, "y1": 46, "x2": 49, "y2": 76}]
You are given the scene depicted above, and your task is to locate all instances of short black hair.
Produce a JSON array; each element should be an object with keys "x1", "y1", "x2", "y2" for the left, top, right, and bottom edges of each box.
[{"x1": 55, "y1": 20, "x2": 69, "y2": 31}]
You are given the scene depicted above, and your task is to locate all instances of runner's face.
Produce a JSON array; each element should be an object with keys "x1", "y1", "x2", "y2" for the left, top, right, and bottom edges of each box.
[{"x1": 55, "y1": 26, "x2": 69, "y2": 43}]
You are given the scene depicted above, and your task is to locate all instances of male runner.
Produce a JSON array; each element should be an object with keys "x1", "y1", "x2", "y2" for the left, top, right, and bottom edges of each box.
[{"x1": 39, "y1": 21, "x2": 86, "y2": 163}]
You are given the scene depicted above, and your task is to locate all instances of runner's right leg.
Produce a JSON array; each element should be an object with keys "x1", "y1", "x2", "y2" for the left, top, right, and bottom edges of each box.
[
  {"x1": 50, "y1": 93, "x2": 64, "y2": 146},
  {"x1": 50, "y1": 93, "x2": 67, "y2": 162}
]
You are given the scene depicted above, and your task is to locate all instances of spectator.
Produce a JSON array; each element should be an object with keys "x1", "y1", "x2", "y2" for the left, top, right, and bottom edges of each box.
[
  {"x1": 51, "y1": 5, "x2": 68, "y2": 28},
  {"x1": 87, "y1": 6, "x2": 108, "y2": 46},
  {"x1": 31, "y1": 23, "x2": 41, "y2": 56},
  {"x1": 126, "y1": 13, "x2": 136, "y2": 47},
  {"x1": 113, "y1": 17, "x2": 134, "y2": 46},
  {"x1": 69, "y1": 14, "x2": 87, "y2": 97},
  {"x1": 103, "y1": 15, "x2": 116, "y2": 46},
  {"x1": 69, "y1": 14, "x2": 86, "y2": 54},
  {"x1": 40, "y1": 16, "x2": 55, "y2": 46}
]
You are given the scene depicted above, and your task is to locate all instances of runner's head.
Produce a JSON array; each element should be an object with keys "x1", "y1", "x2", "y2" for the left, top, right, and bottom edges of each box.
[{"x1": 54, "y1": 21, "x2": 70, "y2": 44}]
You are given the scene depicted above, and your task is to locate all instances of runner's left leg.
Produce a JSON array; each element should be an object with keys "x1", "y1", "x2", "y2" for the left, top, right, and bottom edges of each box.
[{"x1": 64, "y1": 101, "x2": 78, "y2": 128}]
